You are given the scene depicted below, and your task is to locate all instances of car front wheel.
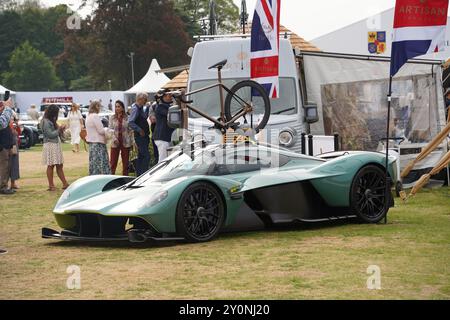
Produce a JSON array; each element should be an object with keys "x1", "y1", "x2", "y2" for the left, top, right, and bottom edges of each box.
[{"x1": 176, "y1": 182, "x2": 225, "y2": 242}]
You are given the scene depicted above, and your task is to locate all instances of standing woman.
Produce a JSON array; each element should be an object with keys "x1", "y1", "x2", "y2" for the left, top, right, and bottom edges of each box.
[
  {"x1": 109, "y1": 100, "x2": 132, "y2": 176},
  {"x1": 86, "y1": 100, "x2": 111, "y2": 175},
  {"x1": 68, "y1": 103, "x2": 84, "y2": 153},
  {"x1": 9, "y1": 114, "x2": 20, "y2": 190},
  {"x1": 41, "y1": 105, "x2": 69, "y2": 191}
]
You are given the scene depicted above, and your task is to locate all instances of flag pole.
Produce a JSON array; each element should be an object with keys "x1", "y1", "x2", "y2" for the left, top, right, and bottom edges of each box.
[{"x1": 384, "y1": 74, "x2": 393, "y2": 223}]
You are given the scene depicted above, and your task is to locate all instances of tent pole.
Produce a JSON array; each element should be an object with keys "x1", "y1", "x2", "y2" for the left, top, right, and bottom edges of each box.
[{"x1": 384, "y1": 75, "x2": 393, "y2": 224}]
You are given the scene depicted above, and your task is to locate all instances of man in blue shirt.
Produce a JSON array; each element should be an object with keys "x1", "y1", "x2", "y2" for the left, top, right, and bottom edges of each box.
[{"x1": 129, "y1": 92, "x2": 150, "y2": 176}]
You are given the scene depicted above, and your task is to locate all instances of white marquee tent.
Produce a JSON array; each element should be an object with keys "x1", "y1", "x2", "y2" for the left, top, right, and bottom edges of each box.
[
  {"x1": 0, "y1": 84, "x2": 15, "y2": 95},
  {"x1": 0, "y1": 84, "x2": 16, "y2": 102},
  {"x1": 125, "y1": 59, "x2": 170, "y2": 98}
]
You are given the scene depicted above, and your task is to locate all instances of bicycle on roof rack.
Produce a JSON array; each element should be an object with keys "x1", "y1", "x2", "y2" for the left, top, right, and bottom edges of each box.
[{"x1": 163, "y1": 59, "x2": 271, "y2": 134}]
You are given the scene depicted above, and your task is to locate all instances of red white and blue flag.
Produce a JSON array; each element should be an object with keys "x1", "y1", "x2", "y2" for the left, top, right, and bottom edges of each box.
[
  {"x1": 250, "y1": 0, "x2": 281, "y2": 98},
  {"x1": 391, "y1": 0, "x2": 449, "y2": 76}
]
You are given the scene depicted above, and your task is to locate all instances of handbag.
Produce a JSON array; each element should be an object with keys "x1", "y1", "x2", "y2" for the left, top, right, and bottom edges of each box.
[{"x1": 79, "y1": 128, "x2": 87, "y2": 142}]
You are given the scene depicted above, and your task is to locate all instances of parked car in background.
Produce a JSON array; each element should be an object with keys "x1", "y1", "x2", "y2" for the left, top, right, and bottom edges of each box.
[
  {"x1": 81, "y1": 106, "x2": 113, "y2": 127},
  {"x1": 40, "y1": 103, "x2": 72, "y2": 118},
  {"x1": 18, "y1": 113, "x2": 41, "y2": 149},
  {"x1": 40, "y1": 97, "x2": 74, "y2": 118}
]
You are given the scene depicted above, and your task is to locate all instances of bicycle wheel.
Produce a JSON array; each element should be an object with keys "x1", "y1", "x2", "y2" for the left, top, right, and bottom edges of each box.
[{"x1": 224, "y1": 80, "x2": 271, "y2": 132}]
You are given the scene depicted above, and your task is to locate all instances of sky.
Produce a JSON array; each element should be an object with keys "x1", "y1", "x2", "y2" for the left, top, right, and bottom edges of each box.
[{"x1": 40, "y1": 0, "x2": 398, "y2": 40}]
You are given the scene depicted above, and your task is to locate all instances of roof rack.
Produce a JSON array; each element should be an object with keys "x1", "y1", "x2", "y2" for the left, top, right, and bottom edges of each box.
[{"x1": 194, "y1": 32, "x2": 292, "y2": 42}]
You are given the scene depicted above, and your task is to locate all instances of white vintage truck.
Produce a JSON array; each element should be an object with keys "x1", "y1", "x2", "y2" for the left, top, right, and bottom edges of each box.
[
  {"x1": 184, "y1": 35, "x2": 328, "y2": 154},
  {"x1": 178, "y1": 34, "x2": 448, "y2": 185}
]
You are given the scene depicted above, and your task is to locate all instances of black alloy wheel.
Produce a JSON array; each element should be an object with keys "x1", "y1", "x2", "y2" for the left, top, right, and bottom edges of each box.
[
  {"x1": 176, "y1": 182, "x2": 225, "y2": 242},
  {"x1": 350, "y1": 165, "x2": 390, "y2": 223}
]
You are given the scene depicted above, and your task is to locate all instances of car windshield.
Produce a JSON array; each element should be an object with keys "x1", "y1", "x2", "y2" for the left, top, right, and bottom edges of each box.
[
  {"x1": 130, "y1": 145, "x2": 301, "y2": 187},
  {"x1": 132, "y1": 151, "x2": 215, "y2": 185},
  {"x1": 189, "y1": 77, "x2": 298, "y2": 118}
]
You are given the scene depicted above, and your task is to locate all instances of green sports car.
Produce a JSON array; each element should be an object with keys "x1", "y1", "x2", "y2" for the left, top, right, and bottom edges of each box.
[{"x1": 42, "y1": 143, "x2": 397, "y2": 243}]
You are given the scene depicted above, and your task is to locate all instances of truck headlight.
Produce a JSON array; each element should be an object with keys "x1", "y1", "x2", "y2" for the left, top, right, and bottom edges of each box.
[{"x1": 278, "y1": 128, "x2": 297, "y2": 147}]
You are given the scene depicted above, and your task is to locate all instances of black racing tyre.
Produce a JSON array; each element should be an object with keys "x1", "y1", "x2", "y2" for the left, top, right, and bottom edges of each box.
[
  {"x1": 350, "y1": 165, "x2": 390, "y2": 223},
  {"x1": 224, "y1": 80, "x2": 271, "y2": 133},
  {"x1": 32, "y1": 130, "x2": 39, "y2": 146},
  {"x1": 176, "y1": 182, "x2": 225, "y2": 243},
  {"x1": 22, "y1": 127, "x2": 33, "y2": 149}
]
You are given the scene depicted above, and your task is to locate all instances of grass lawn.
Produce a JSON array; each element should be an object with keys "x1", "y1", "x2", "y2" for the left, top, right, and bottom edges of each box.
[{"x1": 0, "y1": 144, "x2": 449, "y2": 299}]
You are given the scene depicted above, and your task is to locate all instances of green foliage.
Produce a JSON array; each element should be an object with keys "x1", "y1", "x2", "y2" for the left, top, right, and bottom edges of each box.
[
  {"x1": 1, "y1": 0, "x2": 238, "y2": 91},
  {"x1": 71, "y1": 0, "x2": 193, "y2": 90},
  {"x1": 69, "y1": 76, "x2": 95, "y2": 91},
  {"x1": 173, "y1": 0, "x2": 239, "y2": 34},
  {"x1": 2, "y1": 41, "x2": 62, "y2": 91},
  {"x1": 0, "y1": 10, "x2": 26, "y2": 73},
  {"x1": 0, "y1": 0, "x2": 23, "y2": 11},
  {"x1": 0, "y1": 2, "x2": 72, "y2": 88}
]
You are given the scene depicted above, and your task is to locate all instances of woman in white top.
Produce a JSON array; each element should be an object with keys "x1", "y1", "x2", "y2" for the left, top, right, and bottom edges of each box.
[
  {"x1": 85, "y1": 100, "x2": 111, "y2": 175},
  {"x1": 68, "y1": 103, "x2": 84, "y2": 153}
]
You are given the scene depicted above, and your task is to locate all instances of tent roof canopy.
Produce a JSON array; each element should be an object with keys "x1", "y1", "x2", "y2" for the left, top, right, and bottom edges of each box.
[
  {"x1": 0, "y1": 84, "x2": 15, "y2": 95},
  {"x1": 125, "y1": 59, "x2": 170, "y2": 94}
]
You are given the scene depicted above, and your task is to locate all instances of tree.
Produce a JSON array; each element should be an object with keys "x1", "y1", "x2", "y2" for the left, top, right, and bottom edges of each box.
[
  {"x1": 173, "y1": 0, "x2": 239, "y2": 34},
  {"x1": 0, "y1": 2, "x2": 73, "y2": 87},
  {"x1": 69, "y1": 76, "x2": 95, "y2": 91},
  {"x1": 2, "y1": 41, "x2": 62, "y2": 91},
  {"x1": 0, "y1": 10, "x2": 26, "y2": 74},
  {"x1": 73, "y1": 0, "x2": 194, "y2": 90},
  {"x1": 0, "y1": 0, "x2": 20, "y2": 11}
]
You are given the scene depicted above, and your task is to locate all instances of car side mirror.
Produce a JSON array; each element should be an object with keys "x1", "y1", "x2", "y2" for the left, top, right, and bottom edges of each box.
[
  {"x1": 168, "y1": 105, "x2": 183, "y2": 129},
  {"x1": 304, "y1": 104, "x2": 319, "y2": 124}
]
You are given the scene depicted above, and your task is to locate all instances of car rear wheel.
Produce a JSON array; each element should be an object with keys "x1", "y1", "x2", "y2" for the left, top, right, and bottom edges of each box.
[
  {"x1": 176, "y1": 182, "x2": 225, "y2": 242},
  {"x1": 350, "y1": 165, "x2": 390, "y2": 223}
]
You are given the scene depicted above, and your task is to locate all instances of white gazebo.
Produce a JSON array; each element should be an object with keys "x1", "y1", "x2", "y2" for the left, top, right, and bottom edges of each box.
[
  {"x1": 125, "y1": 59, "x2": 170, "y2": 105},
  {"x1": 0, "y1": 84, "x2": 16, "y2": 101}
]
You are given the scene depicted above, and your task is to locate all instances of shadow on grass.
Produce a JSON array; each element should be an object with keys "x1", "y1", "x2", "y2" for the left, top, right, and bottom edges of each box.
[{"x1": 42, "y1": 217, "x2": 367, "y2": 250}]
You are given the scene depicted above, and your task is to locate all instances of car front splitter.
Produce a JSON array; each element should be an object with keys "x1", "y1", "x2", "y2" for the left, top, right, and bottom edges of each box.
[{"x1": 42, "y1": 228, "x2": 185, "y2": 243}]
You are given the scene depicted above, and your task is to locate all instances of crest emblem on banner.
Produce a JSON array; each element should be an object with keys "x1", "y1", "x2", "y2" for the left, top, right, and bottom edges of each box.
[{"x1": 368, "y1": 31, "x2": 386, "y2": 54}]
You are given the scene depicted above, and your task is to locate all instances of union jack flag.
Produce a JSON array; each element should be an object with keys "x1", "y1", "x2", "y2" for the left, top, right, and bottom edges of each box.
[
  {"x1": 250, "y1": 0, "x2": 281, "y2": 98},
  {"x1": 391, "y1": 0, "x2": 449, "y2": 76}
]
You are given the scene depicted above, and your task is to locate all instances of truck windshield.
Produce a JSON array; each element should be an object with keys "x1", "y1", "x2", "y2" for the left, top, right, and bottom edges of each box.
[{"x1": 189, "y1": 77, "x2": 298, "y2": 118}]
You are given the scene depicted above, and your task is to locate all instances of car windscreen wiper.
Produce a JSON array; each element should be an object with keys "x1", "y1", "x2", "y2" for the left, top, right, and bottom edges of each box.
[
  {"x1": 121, "y1": 153, "x2": 182, "y2": 190},
  {"x1": 273, "y1": 107, "x2": 296, "y2": 115},
  {"x1": 122, "y1": 185, "x2": 144, "y2": 190}
]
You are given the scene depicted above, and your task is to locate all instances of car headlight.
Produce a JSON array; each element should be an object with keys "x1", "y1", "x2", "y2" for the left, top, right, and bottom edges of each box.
[
  {"x1": 55, "y1": 189, "x2": 71, "y2": 208},
  {"x1": 279, "y1": 128, "x2": 298, "y2": 147},
  {"x1": 142, "y1": 190, "x2": 168, "y2": 208}
]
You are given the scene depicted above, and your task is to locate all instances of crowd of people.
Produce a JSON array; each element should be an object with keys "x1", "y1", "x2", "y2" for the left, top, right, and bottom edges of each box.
[{"x1": 0, "y1": 91, "x2": 175, "y2": 195}]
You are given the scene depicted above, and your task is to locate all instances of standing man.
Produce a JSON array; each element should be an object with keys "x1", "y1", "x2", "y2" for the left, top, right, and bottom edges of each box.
[
  {"x1": 154, "y1": 91, "x2": 175, "y2": 162},
  {"x1": 0, "y1": 99, "x2": 15, "y2": 195},
  {"x1": 27, "y1": 104, "x2": 40, "y2": 120},
  {"x1": 129, "y1": 92, "x2": 150, "y2": 175}
]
